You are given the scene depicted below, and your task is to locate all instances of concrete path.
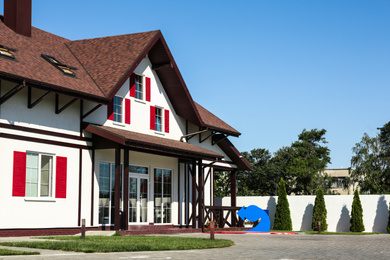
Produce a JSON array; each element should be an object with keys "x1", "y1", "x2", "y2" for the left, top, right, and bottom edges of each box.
[{"x1": 0, "y1": 232, "x2": 389, "y2": 259}]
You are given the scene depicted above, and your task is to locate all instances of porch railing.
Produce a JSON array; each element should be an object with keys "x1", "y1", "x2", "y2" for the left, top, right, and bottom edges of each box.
[{"x1": 204, "y1": 206, "x2": 244, "y2": 228}]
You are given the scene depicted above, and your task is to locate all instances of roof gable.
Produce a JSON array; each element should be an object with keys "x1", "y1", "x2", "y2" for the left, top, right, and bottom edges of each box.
[{"x1": 67, "y1": 30, "x2": 203, "y2": 126}]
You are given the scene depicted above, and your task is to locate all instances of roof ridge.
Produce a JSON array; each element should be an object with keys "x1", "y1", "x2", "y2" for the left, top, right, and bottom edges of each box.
[{"x1": 69, "y1": 30, "x2": 161, "y2": 43}]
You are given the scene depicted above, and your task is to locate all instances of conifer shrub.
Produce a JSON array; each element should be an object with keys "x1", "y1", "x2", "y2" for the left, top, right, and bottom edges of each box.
[
  {"x1": 350, "y1": 189, "x2": 365, "y2": 232},
  {"x1": 312, "y1": 188, "x2": 327, "y2": 231},
  {"x1": 387, "y1": 203, "x2": 390, "y2": 234},
  {"x1": 274, "y1": 178, "x2": 292, "y2": 230}
]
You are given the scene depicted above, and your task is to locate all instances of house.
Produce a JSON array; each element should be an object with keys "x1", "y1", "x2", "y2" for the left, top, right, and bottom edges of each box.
[
  {"x1": 325, "y1": 168, "x2": 354, "y2": 195},
  {"x1": 0, "y1": 0, "x2": 250, "y2": 236}
]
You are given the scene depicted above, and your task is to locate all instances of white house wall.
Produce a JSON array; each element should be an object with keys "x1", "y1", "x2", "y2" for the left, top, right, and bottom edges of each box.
[
  {"x1": 0, "y1": 138, "x2": 86, "y2": 228},
  {"x1": 83, "y1": 57, "x2": 186, "y2": 141},
  {"x1": 0, "y1": 79, "x2": 81, "y2": 135}
]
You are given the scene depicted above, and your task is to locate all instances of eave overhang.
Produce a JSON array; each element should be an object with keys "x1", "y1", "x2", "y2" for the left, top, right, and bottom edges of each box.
[{"x1": 85, "y1": 124, "x2": 223, "y2": 161}]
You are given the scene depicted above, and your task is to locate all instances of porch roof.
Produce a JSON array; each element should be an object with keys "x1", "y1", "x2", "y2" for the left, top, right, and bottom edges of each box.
[{"x1": 86, "y1": 124, "x2": 224, "y2": 161}]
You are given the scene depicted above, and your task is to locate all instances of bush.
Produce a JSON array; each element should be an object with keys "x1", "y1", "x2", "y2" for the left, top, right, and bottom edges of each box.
[
  {"x1": 350, "y1": 189, "x2": 365, "y2": 232},
  {"x1": 312, "y1": 188, "x2": 327, "y2": 231},
  {"x1": 274, "y1": 178, "x2": 292, "y2": 230},
  {"x1": 387, "y1": 203, "x2": 390, "y2": 234}
]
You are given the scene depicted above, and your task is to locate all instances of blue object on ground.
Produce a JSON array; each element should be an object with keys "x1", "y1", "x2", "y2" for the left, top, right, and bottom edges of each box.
[{"x1": 237, "y1": 205, "x2": 271, "y2": 232}]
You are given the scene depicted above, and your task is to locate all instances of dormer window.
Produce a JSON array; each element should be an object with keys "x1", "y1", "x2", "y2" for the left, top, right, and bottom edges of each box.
[
  {"x1": 41, "y1": 54, "x2": 77, "y2": 77},
  {"x1": 0, "y1": 45, "x2": 16, "y2": 59}
]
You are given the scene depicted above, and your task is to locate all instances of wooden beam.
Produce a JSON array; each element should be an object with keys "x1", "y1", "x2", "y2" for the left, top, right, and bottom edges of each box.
[
  {"x1": 55, "y1": 95, "x2": 78, "y2": 114},
  {"x1": 82, "y1": 104, "x2": 102, "y2": 119},
  {"x1": 28, "y1": 86, "x2": 51, "y2": 109},
  {"x1": 114, "y1": 146, "x2": 121, "y2": 231},
  {"x1": 198, "y1": 160, "x2": 204, "y2": 232},
  {"x1": 191, "y1": 159, "x2": 197, "y2": 228},
  {"x1": 123, "y1": 148, "x2": 129, "y2": 231},
  {"x1": 0, "y1": 83, "x2": 24, "y2": 105},
  {"x1": 199, "y1": 132, "x2": 215, "y2": 143}
]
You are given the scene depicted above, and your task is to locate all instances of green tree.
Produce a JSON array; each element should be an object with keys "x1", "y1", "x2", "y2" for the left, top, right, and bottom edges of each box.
[
  {"x1": 274, "y1": 178, "x2": 292, "y2": 230},
  {"x1": 350, "y1": 189, "x2": 365, "y2": 232},
  {"x1": 312, "y1": 188, "x2": 328, "y2": 231},
  {"x1": 213, "y1": 171, "x2": 231, "y2": 197},
  {"x1": 237, "y1": 149, "x2": 278, "y2": 196},
  {"x1": 290, "y1": 129, "x2": 331, "y2": 195},
  {"x1": 350, "y1": 133, "x2": 390, "y2": 194}
]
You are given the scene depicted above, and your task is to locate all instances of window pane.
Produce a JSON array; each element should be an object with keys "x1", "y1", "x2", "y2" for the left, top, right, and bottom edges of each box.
[
  {"x1": 99, "y1": 162, "x2": 110, "y2": 225},
  {"x1": 154, "y1": 169, "x2": 162, "y2": 223},
  {"x1": 40, "y1": 155, "x2": 52, "y2": 197},
  {"x1": 155, "y1": 108, "x2": 162, "y2": 132},
  {"x1": 26, "y1": 153, "x2": 38, "y2": 197},
  {"x1": 135, "y1": 75, "x2": 143, "y2": 100},
  {"x1": 113, "y1": 96, "x2": 122, "y2": 122},
  {"x1": 129, "y1": 178, "x2": 137, "y2": 223},
  {"x1": 129, "y1": 165, "x2": 148, "y2": 174}
]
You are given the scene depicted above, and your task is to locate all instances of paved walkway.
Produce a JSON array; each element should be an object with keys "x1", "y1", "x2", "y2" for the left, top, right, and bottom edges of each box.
[{"x1": 0, "y1": 232, "x2": 389, "y2": 259}]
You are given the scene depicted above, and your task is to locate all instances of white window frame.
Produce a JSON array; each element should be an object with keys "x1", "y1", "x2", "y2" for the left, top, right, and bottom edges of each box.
[
  {"x1": 135, "y1": 74, "x2": 144, "y2": 100},
  {"x1": 25, "y1": 151, "x2": 54, "y2": 198},
  {"x1": 113, "y1": 95, "x2": 124, "y2": 124},
  {"x1": 153, "y1": 168, "x2": 173, "y2": 224},
  {"x1": 155, "y1": 107, "x2": 163, "y2": 132}
]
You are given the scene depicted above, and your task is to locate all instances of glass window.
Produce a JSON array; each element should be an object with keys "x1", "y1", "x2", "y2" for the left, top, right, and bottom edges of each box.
[
  {"x1": 129, "y1": 165, "x2": 148, "y2": 174},
  {"x1": 113, "y1": 96, "x2": 123, "y2": 123},
  {"x1": 155, "y1": 107, "x2": 162, "y2": 132},
  {"x1": 98, "y1": 162, "x2": 123, "y2": 225},
  {"x1": 154, "y1": 168, "x2": 172, "y2": 223},
  {"x1": 25, "y1": 153, "x2": 53, "y2": 197},
  {"x1": 135, "y1": 75, "x2": 143, "y2": 100}
]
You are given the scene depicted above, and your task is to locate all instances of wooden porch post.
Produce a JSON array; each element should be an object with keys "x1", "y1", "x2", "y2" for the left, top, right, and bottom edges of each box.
[
  {"x1": 123, "y1": 148, "x2": 129, "y2": 230},
  {"x1": 191, "y1": 159, "x2": 197, "y2": 228},
  {"x1": 114, "y1": 146, "x2": 121, "y2": 230},
  {"x1": 231, "y1": 170, "x2": 237, "y2": 226},
  {"x1": 198, "y1": 160, "x2": 204, "y2": 232}
]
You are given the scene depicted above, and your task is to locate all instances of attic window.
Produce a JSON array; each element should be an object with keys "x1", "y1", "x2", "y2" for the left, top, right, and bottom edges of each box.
[
  {"x1": 41, "y1": 54, "x2": 77, "y2": 77},
  {"x1": 0, "y1": 45, "x2": 16, "y2": 59}
]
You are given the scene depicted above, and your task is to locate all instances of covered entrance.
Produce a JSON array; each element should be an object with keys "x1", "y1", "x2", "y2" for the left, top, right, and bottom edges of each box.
[{"x1": 87, "y1": 124, "x2": 223, "y2": 231}]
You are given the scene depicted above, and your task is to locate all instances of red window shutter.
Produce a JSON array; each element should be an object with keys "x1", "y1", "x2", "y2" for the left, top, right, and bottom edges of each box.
[
  {"x1": 12, "y1": 151, "x2": 26, "y2": 197},
  {"x1": 107, "y1": 99, "x2": 114, "y2": 120},
  {"x1": 55, "y1": 156, "x2": 67, "y2": 198},
  {"x1": 150, "y1": 106, "x2": 155, "y2": 130},
  {"x1": 164, "y1": 109, "x2": 170, "y2": 133},
  {"x1": 130, "y1": 73, "x2": 136, "y2": 97},
  {"x1": 125, "y1": 98, "x2": 131, "y2": 124},
  {"x1": 145, "y1": 77, "x2": 151, "y2": 102}
]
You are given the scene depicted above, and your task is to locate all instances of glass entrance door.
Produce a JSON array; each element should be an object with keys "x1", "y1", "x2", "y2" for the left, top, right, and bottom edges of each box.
[{"x1": 129, "y1": 176, "x2": 148, "y2": 223}]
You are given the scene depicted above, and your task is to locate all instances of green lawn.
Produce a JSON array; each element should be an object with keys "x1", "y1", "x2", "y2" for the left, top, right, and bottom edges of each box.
[
  {"x1": 0, "y1": 235, "x2": 234, "y2": 253},
  {"x1": 0, "y1": 248, "x2": 40, "y2": 256}
]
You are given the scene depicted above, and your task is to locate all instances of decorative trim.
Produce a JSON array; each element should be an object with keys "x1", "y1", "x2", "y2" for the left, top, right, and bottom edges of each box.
[
  {"x1": 0, "y1": 122, "x2": 92, "y2": 142},
  {"x1": 0, "y1": 132, "x2": 91, "y2": 150}
]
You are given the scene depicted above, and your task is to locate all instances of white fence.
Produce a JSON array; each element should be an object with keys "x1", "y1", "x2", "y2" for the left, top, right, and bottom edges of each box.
[{"x1": 215, "y1": 195, "x2": 390, "y2": 233}]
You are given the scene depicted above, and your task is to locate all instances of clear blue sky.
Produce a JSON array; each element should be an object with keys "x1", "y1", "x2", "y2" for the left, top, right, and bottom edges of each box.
[{"x1": 2, "y1": 0, "x2": 389, "y2": 168}]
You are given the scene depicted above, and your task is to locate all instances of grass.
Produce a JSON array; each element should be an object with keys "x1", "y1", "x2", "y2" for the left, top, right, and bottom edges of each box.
[
  {"x1": 0, "y1": 235, "x2": 234, "y2": 253},
  {"x1": 0, "y1": 248, "x2": 40, "y2": 256}
]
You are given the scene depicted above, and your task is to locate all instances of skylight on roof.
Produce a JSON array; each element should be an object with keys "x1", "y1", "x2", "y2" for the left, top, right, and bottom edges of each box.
[
  {"x1": 41, "y1": 54, "x2": 77, "y2": 77},
  {"x1": 0, "y1": 45, "x2": 16, "y2": 59}
]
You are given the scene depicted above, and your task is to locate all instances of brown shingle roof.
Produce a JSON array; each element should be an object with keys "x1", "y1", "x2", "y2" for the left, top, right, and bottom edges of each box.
[
  {"x1": 66, "y1": 31, "x2": 160, "y2": 98},
  {"x1": 195, "y1": 102, "x2": 240, "y2": 136},
  {"x1": 0, "y1": 18, "x2": 106, "y2": 102},
  {"x1": 86, "y1": 124, "x2": 223, "y2": 160}
]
